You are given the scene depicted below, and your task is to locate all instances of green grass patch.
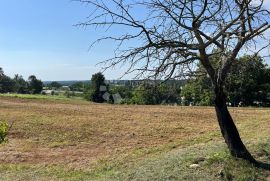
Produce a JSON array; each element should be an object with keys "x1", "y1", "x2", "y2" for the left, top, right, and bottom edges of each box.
[
  {"x1": 0, "y1": 93, "x2": 84, "y2": 102},
  {"x1": 0, "y1": 164, "x2": 96, "y2": 181},
  {"x1": 96, "y1": 141, "x2": 270, "y2": 181},
  {"x1": 0, "y1": 121, "x2": 8, "y2": 144}
]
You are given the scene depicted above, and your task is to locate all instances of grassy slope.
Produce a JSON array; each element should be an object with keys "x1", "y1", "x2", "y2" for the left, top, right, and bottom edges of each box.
[{"x1": 0, "y1": 94, "x2": 269, "y2": 180}]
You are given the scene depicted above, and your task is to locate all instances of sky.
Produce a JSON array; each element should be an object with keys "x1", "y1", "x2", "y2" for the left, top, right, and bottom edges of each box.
[
  {"x1": 0, "y1": 0, "x2": 270, "y2": 81},
  {"x1": 0, "y1": 0, "x2": 127, "y2": 81}
]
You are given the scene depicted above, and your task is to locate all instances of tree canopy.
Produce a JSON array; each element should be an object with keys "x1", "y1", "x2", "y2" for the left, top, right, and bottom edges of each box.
[
  {"x1": 181, "y1": 55, "x2": 270, "y2": 106},
  {"x1": 28, "y1": 75, "x2": 43, "y2": 94},
  {"x1": 87, "y1": 72, "x2": 107, "y2": 103}
]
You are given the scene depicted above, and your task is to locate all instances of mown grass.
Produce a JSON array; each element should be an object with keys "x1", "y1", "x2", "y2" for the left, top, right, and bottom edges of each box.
[
  {"x1": 0, "y1": 96, "x2": 269, "y2": 180},
  {"x1": 1, "y1": 140, "x2": 269, "y2": 181}
]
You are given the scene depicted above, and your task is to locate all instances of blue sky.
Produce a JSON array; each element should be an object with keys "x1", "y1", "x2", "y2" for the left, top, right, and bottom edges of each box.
[
  {"x1": 0, "y1": 0, "x2": 269, "y2": 81},
  {"x1": 0, "y1": 0, "x2": 127, "y2": 81}
]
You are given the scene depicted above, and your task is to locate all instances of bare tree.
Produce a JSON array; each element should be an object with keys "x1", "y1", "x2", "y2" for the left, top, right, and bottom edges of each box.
[{"x1": 76, "y1": 0, "x2": 270, "y2": 163}]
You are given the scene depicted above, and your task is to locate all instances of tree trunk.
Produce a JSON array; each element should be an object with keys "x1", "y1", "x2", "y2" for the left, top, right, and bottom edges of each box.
[{"x1": 214, "y1": 87, "x2": 256, "y2": 163}]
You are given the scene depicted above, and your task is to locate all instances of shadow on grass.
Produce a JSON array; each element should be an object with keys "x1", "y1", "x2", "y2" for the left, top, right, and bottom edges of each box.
[{"x1": 255, "y1": 161, "x2": 270, "y2": 170}]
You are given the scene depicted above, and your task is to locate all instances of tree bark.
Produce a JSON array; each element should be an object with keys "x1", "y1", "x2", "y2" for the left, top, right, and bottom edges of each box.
[{"x1": 214, "y1": 87, "x2": 256, "y2": 163}]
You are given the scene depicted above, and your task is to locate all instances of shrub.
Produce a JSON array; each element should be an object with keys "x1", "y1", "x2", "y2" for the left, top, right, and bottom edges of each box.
[{"x1": 0, "y1": 121, "x2": 8, "y2": 143}]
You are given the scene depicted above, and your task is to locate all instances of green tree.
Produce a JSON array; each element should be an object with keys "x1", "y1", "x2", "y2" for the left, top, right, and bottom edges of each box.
[
  {"x1": 70, "y1": 82, "x2": 87, "y2": 92},
  {"x1": 28, "y1": 75, "x2": 43, "y2": 94},
  {"x1": 87, "y1": 72, "x2": 107, "y2": 103},
  {"x1": 0, "y1": 68, "x2": 15, "y2": 93},
  {"x1": 110, "y1": 85, "x2": 132, "y2": 103},
  {"x1": 132, "y1": 84, "x2": 160, "y2": 105},
  {"x1": 158, "y1": 83, "x2": 180, "y2": 104},
  {"x1": 182, "y1": 55, "x2": 270, "y2": 107},
  {"x1": 226, "y1": 55, "x2": 270, "y2": 106},
  {"x1": 13, "y1": 74, "x2": 28, "y2": 94},
  {"x1": 181, "y1": 78, "x2": 213, "y2": 106},
  {"x1": 131, "y1": 83, "x2": 180, "y2": 105},
  {"x1": 49, "y1": 81, "x2": 62, "y2": 89},
  {"x1": 0, "y1": 67, "x2": 4, "y2": 77},
  {"x1": 0, "y1": 76, "x2": 15, "y2": 93}
]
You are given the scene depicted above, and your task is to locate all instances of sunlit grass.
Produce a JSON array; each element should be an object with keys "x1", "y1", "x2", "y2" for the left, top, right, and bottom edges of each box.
[{"x1": 0, "y1": 93, "x2": 84, "y2": 101}]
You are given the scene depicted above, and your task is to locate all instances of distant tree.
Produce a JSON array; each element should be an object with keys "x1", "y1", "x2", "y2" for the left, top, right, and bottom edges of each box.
[
  {"x1": 181, "y1": 80, "x2": 213, "y2": 106},
  {"x1": 87, "y1": 72, "x2": 107, "y2": 103},
  {"x1": 110, "y1": 85, "x2": 133, "y2": 103},
  {"x1": 0, "y1": 67, "x2": 4, "y2": 77},
  {"x1": 158, "y1": 83, "x2": 181, "y2": 104},
  {"x1": 182, "y1": 55, "x2": 270, "y2": 106},
  {"x1": 70, "y1": 82, "x2": 85, "y2": 92},
  {"x1": 50, "y1": 81, "x2": 62, "y2": 89},
  {"x1": 0, "y1": 68, "x2": 15, "y2": 93},
  {"x1": 0, "y1": 76, "x2": 15, "y2": 93},
  {"x1": 13, "y1": 74, "x2": 28, "y2": 94},
  {"x1": 131, "y1": 83, "x2": 180, "y2": 105},
  {"x1": 132, "y1": 84, "x2": 160, "y2": 105},
  {"x1": 28, "y1": 75, "x2": 43, "y2": 94},
  {"x1": 226, "y1": 55, "x2": 270, "y2": 106}
]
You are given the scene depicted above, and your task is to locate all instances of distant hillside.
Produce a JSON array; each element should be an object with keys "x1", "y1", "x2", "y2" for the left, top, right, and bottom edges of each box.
[
  {"x1": 43, "y1": 80, "x2": 90, "y2": 86},
  {"x1": 43, "y1": 79, "x2": 187, "y2": 87}
]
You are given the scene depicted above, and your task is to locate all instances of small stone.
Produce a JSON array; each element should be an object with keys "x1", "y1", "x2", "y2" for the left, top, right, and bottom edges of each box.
[{"x1": 189, "y1": 164, "x2": 200, "y2": 168}]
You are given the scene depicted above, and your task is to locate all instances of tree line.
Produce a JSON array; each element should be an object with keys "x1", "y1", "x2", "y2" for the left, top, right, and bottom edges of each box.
[
  {"x1": 0, "y1": 67, "x2": 43, "y2": 94},
  {"x1": 84, "y1": 72, "x2": 181, "y2": 105},
  {"x1": 1, "y1": 53, "x2": 269, "y2": 107},
  {"x1": 87, "y1": 55, "x2": 270, "y2": 107},
  {"x1": 181, "y1": 54, "x2": 270, "y2": 107}
]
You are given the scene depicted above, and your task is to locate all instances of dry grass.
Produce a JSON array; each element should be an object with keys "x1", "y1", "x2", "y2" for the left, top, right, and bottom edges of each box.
[{"x1": 0, "y1": 96, "x2": 269, "y2": 180}]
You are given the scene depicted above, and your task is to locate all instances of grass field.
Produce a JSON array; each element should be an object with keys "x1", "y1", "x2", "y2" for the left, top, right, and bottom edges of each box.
[{"x1": 0, "y1": 95, "x2": 269, "y2": 180}]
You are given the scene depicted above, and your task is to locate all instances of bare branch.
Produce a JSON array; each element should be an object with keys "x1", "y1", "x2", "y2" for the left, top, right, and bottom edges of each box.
[{"x1": 76, "y1": 0, "x2": 270, "y2": 83}]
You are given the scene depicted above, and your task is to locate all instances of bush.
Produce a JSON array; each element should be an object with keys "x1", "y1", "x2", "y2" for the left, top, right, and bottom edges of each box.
[
  {"x1": 64, "y1": 91, "x2": 75, "y2": 98},
  {"x1": 0, "y1": 121, "x2": 8, "y2": 143}
]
